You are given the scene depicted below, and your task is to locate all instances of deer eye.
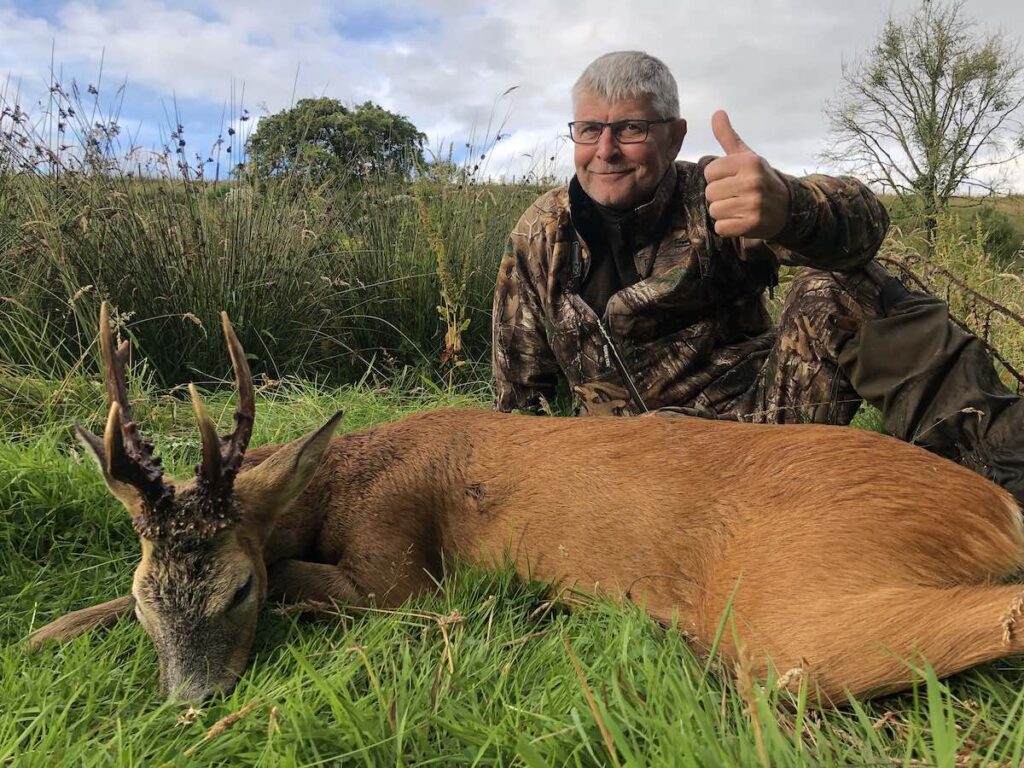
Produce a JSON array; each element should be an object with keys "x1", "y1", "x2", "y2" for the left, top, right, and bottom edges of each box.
[{"x1": 229, "y1": 575, "x2": 253, "y2": 611}]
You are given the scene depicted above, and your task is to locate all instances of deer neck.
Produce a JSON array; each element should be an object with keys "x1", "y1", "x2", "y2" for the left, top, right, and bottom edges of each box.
[
  {"x1": 237, "y1": 438, "x2": 341, "y2": 565},
  {"x1": 253, "y1": 420, "x2": 463, "y2": 567}
]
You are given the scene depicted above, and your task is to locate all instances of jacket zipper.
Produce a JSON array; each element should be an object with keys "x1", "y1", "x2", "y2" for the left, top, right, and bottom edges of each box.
[{"x1": 596, "y1": 319, "x2": 649, "y2": 414}]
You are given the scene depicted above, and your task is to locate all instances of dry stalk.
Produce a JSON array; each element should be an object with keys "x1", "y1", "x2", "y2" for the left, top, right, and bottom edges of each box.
[
  {"x1": 734, "y1": 641, "x2": 769, "y2": 768},
  {"x1": 482, "y1": 594, "x2": 496, "y2": 643},
  {"x1": 346, "y1": 643, "x2": 382, "y2": 700},
  {"x1": 500, "y1": 630, "x2": 549, "y2": 648},
  {"x1": 183, "y1": 698, "x2": 262, "y2": 757},
  {"x1": 775, "y1": 660, "x2": 807, "y2": 694},
  {"x1": 435, "y1": 609, "x2": 463, "y2": 674},
  {"x1": 175, "y1": 706, "x2": 202, "y2": 727},
  {"x1": 872, "y1": 711, "x2": 902, "y2": 731},
  {"x1": 1000, "y1": 590, "x2": 1024, "y2": 645},
  {"x1": 429, "y1": 658, "x2": 445, "y2": 712}
]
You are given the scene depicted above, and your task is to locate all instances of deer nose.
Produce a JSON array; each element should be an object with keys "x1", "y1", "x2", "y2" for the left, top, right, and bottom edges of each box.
[
  {"x1": 162, "y1": 659, "x2": 239, "y2": 703},
  {"x1": 166, "y1": 675, "x2": 238, "y2": 704}
]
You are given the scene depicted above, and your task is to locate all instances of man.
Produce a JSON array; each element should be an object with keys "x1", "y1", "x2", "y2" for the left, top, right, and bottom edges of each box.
[{"x1": 492, "y1": 50, "x2": 1024, "y2": 505}]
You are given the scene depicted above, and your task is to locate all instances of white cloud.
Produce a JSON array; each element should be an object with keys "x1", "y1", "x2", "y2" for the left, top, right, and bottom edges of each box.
[{"x1": 1, "y1": 0, "x2": 1022, "y2": 187}]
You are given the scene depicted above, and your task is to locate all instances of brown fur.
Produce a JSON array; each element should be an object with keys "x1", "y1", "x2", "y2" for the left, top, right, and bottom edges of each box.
[
  {"x1": 30, "y1": 393, "x2": 1024, "y2": 703},
  {"x1": 236, "y1": 408, "x2": 1024, "y2": 703}
]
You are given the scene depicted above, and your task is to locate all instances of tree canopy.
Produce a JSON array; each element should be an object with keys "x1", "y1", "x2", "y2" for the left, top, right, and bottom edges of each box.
[
  {"x1": 822, "y1": 0, "x2": 1024, "y2": 230},
  {"x1": 246, "y1": 98, "x2": 426, "y2": 181}
]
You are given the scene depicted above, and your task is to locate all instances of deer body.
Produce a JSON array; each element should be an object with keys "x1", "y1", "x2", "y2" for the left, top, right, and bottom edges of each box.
[
  {"x1": 29, "y1": 304, "x2": 1024, "y2": 704},
  {"x1": 254, "y1": 407, "x2": 1024, "y2": 702}
]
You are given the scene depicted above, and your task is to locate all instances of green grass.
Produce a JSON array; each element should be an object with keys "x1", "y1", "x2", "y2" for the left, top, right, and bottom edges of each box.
[{"x1": 5, "y1": 384, "x2": 1024, "y2": 766}]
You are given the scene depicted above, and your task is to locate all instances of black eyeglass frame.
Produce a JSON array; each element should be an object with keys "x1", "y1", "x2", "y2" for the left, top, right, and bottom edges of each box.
[{"x1": 567, "y1": 117, "x2": 675, "y2": 145}]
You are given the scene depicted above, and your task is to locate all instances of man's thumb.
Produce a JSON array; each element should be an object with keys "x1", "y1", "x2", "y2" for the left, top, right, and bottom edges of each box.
[{"x1": 712, "y1": 110, "x2": 750, "y2": 155}]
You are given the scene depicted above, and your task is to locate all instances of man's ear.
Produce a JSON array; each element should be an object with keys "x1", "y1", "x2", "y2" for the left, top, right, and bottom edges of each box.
[
  {"x1": 671, "y1": 117, "x2": 687, "y2": 157},
  {"x1": 232, "y1": 412, "x2": 344, "y2": 527},
  {"x1": 74, "y1": 420, "x2": 145, "y2": 512}
]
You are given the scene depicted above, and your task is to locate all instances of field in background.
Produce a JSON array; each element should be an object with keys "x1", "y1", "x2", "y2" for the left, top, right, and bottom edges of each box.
[
  {"x1": 0, "y1": 172, "x2": 546, "y2": 390},
  {"x1": 2, "y1": 173, "x2": 1022, "y2": 397}
]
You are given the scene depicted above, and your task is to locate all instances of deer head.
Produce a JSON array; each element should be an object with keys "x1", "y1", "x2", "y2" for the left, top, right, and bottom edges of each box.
[{"x1": 76, "y1": 303, "x2": 340, "y2": 701}]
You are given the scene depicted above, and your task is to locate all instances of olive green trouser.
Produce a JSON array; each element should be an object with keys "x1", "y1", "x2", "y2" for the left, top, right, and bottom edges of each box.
[
  {"x1": 840, "y1": 292, "x2": 1024, "y2": 506},
  {"x1": 727, "y1": 264, "x2": 1024, "y2": 506}
]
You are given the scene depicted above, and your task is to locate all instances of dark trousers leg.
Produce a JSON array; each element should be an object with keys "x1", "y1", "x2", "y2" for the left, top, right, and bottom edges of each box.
[{"x1": 838, "y1": 290, "x2": 1024, "y2": 506}]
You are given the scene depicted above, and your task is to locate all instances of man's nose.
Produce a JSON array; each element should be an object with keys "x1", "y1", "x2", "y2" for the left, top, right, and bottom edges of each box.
[{"x1": 595, "y1": 125, "x2": 621, "y2": 159}]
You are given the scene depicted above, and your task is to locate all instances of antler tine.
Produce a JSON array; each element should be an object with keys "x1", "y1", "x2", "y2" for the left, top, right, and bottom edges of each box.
[
  {"x1": 96, "y1": 302, "x2": 171, "y2": 510},
  {"x1": 94, "y1": 303, "x2": 172, "y2": 514},
  {"x1": 99, "y1": 301, "x2": 135, "y2": 427},
  {"x1": 220, "y1": 311, "x2": 254, "y2": 477},
  {"x1": 188, "y1": 313, "x2": 253, "y2": 507},
  {"x1": 189, "y1": 383, "x2": 223, "y2": 489},
  {"x1": 102, "y1": 401, "x2": 128, "y2": 479}
]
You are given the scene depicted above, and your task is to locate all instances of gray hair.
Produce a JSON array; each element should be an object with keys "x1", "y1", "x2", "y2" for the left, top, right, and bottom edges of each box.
[{"x1": 572, "y1": 51, "x2": 680, "y2": 118}]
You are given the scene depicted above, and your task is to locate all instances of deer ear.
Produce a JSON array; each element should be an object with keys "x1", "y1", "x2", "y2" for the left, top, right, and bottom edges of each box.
[
  {"x1": 233, "y1": 412, "x2": 343, "y2": 524},
  {"x1": 74, "y1": 420, "x2": 144, "y2": 511}
]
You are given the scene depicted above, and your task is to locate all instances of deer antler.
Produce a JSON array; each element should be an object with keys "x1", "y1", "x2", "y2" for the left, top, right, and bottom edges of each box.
[
  {"x1": 97, "y1": 302, "x2": 174, "y2": 512},
  {"x1": 190, "y1": 312, "x2": 255, "y2": 506}
]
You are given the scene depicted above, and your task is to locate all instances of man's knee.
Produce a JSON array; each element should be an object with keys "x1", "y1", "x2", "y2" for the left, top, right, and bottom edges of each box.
[
  {"x1": 776, "y1": 266, "x2": 885, "y2": 366},
  {"x1": 782, "y1": 264, "x2": 896, "y2": 325}
]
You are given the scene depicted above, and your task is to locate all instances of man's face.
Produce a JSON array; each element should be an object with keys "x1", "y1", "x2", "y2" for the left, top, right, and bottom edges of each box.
[{"x1": 573, "y1": 90, "x2": 687, "y2": 209}]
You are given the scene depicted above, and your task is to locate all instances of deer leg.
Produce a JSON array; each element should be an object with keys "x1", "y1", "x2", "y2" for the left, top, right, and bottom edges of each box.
[
  {"x1": 267, "y1": 555, "x2": 440, "y2": 609},
  {"x1": 266, "y1": 559, "x2": 369, "y2": 606},
  {"x1": 736, "y1": 583, "x2": 1024, "y2": 703},
  {"x1": 26, "y1": 594, "x2": 136, "y2": 651}
]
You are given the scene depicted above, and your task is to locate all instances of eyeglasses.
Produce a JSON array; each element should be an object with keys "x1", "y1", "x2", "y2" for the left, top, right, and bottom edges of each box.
[{"x1": 567, "y1": 118, "x2": 673, "y2": 145}]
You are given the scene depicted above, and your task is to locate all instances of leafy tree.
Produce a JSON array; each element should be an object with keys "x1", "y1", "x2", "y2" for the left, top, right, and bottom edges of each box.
[
  {"x1": 822, "y1": 1, "x2": 1024, "y2": 235},
  {"x1": 246, "y1": 98, "x2": 426, "y2": 181}
]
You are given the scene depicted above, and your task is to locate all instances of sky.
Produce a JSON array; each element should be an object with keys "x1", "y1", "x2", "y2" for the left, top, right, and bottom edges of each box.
[{"x1": 1, "y1": 0, "x2": 1023, "y2": 189}]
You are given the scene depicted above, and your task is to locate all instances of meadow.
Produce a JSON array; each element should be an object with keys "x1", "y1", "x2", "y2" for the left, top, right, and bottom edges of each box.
[{"x1": 4, "y1": 90, "x2": 1024, "y2": 765}]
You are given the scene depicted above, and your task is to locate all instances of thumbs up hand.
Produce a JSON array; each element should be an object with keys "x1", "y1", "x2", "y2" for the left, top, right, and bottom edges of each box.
[{"x1": 704, "y1": 110, "x2": 790, "y2": 241}]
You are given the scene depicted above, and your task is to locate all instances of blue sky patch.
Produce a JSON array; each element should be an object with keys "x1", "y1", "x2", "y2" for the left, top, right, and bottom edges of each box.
[
  {"x1": 336, "y1": 7, "x2": 439, "y2": 42},
  {"x1": 7, "y1": 0, "x2": 64, "y2": 23}
]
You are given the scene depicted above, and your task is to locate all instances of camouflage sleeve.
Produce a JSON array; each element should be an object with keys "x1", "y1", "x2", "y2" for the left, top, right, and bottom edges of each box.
[
  {"x1": 491, "y1": 235, "x2": 560, "y2": 413},
  {"x1": 751, "y1": 173, "x2": 890, "y2": 272}
]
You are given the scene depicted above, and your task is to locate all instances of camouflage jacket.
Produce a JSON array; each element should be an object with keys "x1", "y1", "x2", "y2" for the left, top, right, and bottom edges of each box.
[{"x1": 491, "y1": 158, "x2": 890, "y2": 415}]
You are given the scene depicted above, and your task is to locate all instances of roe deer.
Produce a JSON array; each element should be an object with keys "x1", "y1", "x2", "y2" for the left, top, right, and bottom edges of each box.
[{"x1": 27, "y1": 303, "x2": 1024, "y2": 704}]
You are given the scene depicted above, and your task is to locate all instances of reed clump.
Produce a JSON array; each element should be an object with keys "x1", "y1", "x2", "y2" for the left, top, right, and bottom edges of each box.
[{"x1": 0, "y1": 77, "x2": 547, "y2": 389}]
